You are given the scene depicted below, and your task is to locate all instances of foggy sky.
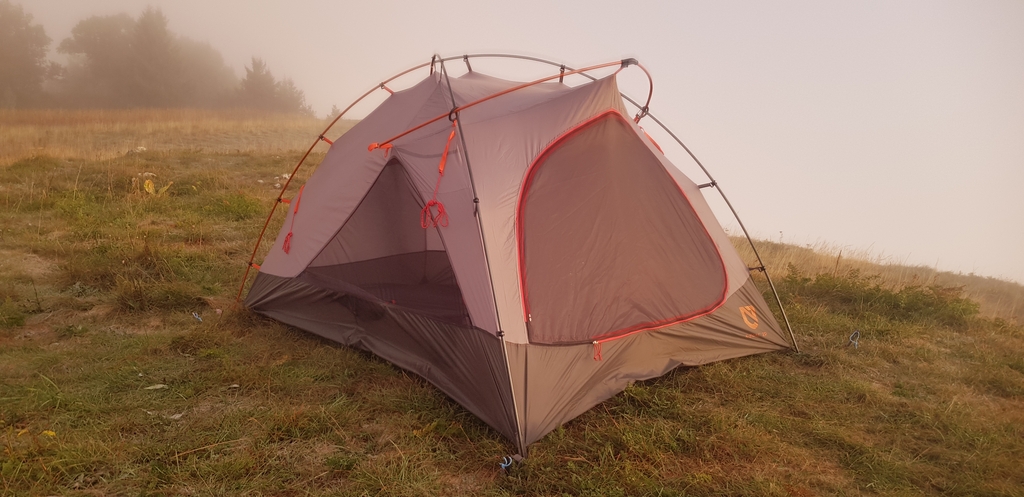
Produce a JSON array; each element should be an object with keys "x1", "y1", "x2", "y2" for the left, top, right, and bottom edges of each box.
[{"x1": 20, "y1": 0, "x2": 1024, "y2": 283}]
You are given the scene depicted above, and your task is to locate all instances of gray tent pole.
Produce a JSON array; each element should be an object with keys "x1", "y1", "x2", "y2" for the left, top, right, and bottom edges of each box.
[
  {"x1": 437, "y1": 58, "x2": 528, "y2": 456},
  {"x1": 640, "y1": 112, "x2": 800, "y2": 352}
]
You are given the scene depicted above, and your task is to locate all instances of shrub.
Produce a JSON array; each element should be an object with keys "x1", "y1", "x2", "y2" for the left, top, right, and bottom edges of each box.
[{"x1": 777, "y1": 265, "x2": 980, "y2": 329}]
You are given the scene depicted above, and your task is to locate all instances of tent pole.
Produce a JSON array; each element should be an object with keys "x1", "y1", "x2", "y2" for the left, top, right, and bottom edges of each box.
[
  {"x1": 370, "y1": 59, "x2": 637, "y2": 150},
  {"x1": 438, "y1": 58, "x2": 527, "y2": 455},
  {"x1": 641, "y1": 112, "x2": 800, "y2": 352}
]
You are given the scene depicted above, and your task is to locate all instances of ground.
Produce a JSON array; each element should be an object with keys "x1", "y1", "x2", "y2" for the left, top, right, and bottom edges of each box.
[{"x1": 1, "y1": 109, "x2": 1022, "y2": 496}]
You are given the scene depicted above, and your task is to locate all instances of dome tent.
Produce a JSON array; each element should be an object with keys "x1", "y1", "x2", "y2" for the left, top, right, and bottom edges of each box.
[{"x1": 240, "y1": 54, "x2": 798, "y2": 456}]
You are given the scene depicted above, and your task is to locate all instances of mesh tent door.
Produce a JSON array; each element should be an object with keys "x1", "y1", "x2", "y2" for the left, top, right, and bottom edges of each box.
[{"x1": 301, "y1": 160, "x2": 471, "y2": 326}]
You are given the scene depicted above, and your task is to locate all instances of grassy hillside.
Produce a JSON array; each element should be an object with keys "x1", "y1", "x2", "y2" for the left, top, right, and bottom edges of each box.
[
  {"x1": 733, "y1": 240, "x2": 1024, "y2": 326},
  {"x1": 0, "y1": 109, "x2": 352, "y2": 165},
  {"x1": 1, "y1": 110, "x2": 1022, "y2": 495}
]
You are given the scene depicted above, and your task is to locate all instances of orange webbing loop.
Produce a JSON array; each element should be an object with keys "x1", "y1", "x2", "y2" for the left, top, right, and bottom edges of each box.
[
  {"x1": 593, "y1": 341, "x2": 603, "y2": 361},
  {"x1": 420, "y1": 119, "x2": 458, "y2": 228},
  {"x1": 420, "y1": 199, "x2": 448, "y2": 229},
  {"x1": 293, "y1": 185, "x2": 304, "y2": 212},
  {"x1": 367, "y1": 142, "x2": 393, "y2": 158},
  {"x1": 282, "y1": 184, "x2": 305, "y2": 254},
  {"x1": 438, "y1": 119, "x2": 457, "y2": 175}
]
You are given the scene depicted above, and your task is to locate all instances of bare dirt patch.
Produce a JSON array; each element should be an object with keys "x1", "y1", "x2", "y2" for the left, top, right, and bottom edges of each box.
[{"x1": 0, "y1": 248, "x2": 56, "y2": 281}]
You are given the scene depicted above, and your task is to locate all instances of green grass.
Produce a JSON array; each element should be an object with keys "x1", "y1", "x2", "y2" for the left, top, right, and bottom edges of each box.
[{"x1": 1, "y1": 148, "x2": 1023, "y2": 495}]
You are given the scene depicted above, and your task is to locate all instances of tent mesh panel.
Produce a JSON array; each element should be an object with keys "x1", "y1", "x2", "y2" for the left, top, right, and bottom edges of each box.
[{"x1": 303, "y1": 160, "x2": 471, "y2": 327}]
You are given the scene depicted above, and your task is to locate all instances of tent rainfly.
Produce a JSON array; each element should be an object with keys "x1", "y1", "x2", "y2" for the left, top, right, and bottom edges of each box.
[{"x1": 240, "y1": 54, "x2": 798, "y2": 456}]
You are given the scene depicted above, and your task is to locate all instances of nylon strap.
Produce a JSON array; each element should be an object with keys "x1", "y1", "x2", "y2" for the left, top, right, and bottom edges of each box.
[
  {"x1": 282, "y1": 184, "x2": 305, "y2": 254},
  {"x1": 420, "y1": 119, "x2": 458, "y2": 228}
]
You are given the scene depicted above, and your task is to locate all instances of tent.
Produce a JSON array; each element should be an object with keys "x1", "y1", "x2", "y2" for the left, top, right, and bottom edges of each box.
[{"x1": 241, "y1": 54, "x2": 798, "y2": 456}]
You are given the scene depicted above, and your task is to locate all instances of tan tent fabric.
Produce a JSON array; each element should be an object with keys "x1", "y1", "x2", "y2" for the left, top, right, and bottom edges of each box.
[
  {"x1": 506, "y1": 279, "x2": 788, "y2": 446},
  {"x1": 519, "y1": 111, "x2": 726, "y2": 344},
  {"x1": 245, "y1": 62, "x2": 794, "y2": 456}
]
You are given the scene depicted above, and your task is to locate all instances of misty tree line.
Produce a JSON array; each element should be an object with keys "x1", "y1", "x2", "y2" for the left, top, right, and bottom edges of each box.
[{"x1": 0, "y1": 1, "x2": 313, "y2": 114}]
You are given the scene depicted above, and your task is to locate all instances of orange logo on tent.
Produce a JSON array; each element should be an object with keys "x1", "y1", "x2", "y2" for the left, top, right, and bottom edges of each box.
[{"x1": 740, "y1": 305, "x2": 759, "y2": 330}]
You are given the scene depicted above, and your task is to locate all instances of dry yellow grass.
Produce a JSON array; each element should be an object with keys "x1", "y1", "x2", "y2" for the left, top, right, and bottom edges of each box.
[
  {"x1": 734, "y1": 238, "x2": 1024, "y2": 324},
  {"x1": 0, "y1": 108, "x2": 355, "y2": 165}
]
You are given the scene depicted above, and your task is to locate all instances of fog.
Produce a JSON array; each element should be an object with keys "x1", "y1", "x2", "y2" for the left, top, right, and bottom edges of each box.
[{"x1": 18, "y1": 0, "x2": 1024, "y2": 283}]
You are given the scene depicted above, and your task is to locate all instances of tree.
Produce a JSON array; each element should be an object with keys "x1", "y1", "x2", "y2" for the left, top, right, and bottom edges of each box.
[
  {"x1": 176, "y1": 38, "x2": 237, "y2": 107},
  {"x1": 236, "y1": 57, "x2": 313, "y2": 115},
  {"x1": 56, "y1": 7, "x2": 236, "y2": 108},
  {"x1": 49, "y1": 8, "x2": 310, "y2": 111},
  {"x1": 326, "y1": 104, "x2": 341, "y2": 120},
  {"x1": 128, "y1": 6, "x2": 180, "y2": 106},
  {"x1": 0, "y1": 0, "x2": 51, "y2": 108},
  {"x1": 275, "y1": 78, "x2": 313, "y2": 116},
  {"x1": 237, "y1": 57, "x2": 277, "y2": 108},
  {"x1": 56, "y1": 13, "x2": 135, "y2": 106}
]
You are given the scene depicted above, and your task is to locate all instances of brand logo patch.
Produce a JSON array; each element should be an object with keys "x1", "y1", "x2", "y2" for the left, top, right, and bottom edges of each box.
[{"x1": 740, "y1": 305, "x2": 759, "y2": 330}]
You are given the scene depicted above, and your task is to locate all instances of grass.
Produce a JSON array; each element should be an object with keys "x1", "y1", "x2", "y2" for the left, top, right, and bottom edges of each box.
[
  {"x1": 0, "y1": 108, "x2": 355, "y2": 165},
  {"x1": 734, "y1": 239, "x2": 1024, "y2": 325},
  {"x1": 1, "y1": 109, "x2": 1022, "y2": 495}
]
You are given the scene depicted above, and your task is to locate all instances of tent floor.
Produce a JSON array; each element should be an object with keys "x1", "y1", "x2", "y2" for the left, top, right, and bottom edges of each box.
[{"x1": 298, "y1": 267, "x2": 471, "y2": 327}]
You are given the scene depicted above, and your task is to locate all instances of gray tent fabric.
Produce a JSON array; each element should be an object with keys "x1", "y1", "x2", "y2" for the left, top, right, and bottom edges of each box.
[
  {"x1": 245, "y1": 64, "x2": 793, "y2": 455},
  {"x1": 246, "y1": 273, "x2": 519, "y2": 444},
  {"x1": 304, "y1": 160, "x2": 470, "y2": 325}
]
